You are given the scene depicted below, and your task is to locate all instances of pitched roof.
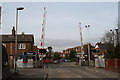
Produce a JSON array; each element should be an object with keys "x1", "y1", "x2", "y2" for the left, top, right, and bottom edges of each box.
[
  {"x1": 2, "y1": 34, "x2": 34, "y2": 43},
  {"x1": 98, "y1": 44, "x2": 107, "y2": 49},
  {"x1": 95, "y1": 42, "x2": 107, "y2": 49}
]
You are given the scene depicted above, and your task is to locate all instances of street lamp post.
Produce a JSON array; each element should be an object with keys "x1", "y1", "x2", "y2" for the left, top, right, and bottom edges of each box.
[
  {"x1": 14, "y1": 7, "x2": 24, "y2": 74},
  {"x1": 115, "y1": 29, "x2": 119, "y2": 59},
  {"x1": 85, "y1": 25, "x2": 90, "y2": 66},
  {"x1": 110, "y1": 29, "x2": 115, "y2": 46},
  {"x1": 110, "y1": 29, "x2": 119, "y2": 59},
  {"x1": 110, "y1": 29, "x2": 115, "y2": 55},
  {"x1": 110, "y1": 29, "x2": 119, "y2": 47},
  {"x1": 115, "y1": 29, "x2": 119, "y2": 46}
]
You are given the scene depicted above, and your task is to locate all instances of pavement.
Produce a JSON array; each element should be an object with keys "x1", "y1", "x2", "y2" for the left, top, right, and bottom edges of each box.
[{"x1": 8, "y1": 68, "x2": 48, "y2": 80}]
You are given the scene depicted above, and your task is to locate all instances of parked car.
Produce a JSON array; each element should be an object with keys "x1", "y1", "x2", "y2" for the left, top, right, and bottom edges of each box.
[
  {"x1": 64, "y1": 59, "x2": 70, "y2": 62},
  {"x1": 60, "y1": 59, "x2": 63, "y2": 62},
  {"x1": 53, "y1": 60, "x2": 59, "y2": 64}
]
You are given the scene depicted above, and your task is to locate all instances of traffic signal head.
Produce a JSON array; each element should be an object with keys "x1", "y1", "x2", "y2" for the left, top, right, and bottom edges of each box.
[
  {"x1": 91, "y1": 49, "x2": 100, "y2": 53},
  {"x1": 39, "y1": 49, "x2": 47, "y2": 53},
  {"x1": 91, "y1": 49, "x2": 97, "y2": 53}
]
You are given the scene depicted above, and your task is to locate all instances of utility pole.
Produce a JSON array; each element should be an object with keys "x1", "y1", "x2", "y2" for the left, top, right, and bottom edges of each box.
[
  {"x1": 0, "y1": 6, "x2": 2, "y2": 80},
  {"x1": 79, "y1": 22, "x2": 84, "y2": 66},
  {"x1": 0, "y1": 6, "x2": 1, "y2": 29}
]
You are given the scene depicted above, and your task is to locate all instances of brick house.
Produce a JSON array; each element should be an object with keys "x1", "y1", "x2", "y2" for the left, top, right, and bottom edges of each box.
[
  {"x1": 62, "y1": 44, "x2": 94, "y2": 60},
  {"x1": 1, "y1": 27, "x2": 37, "y2": 66},
  {"x1": 62, "y1": 48, "x2": 76, "y2": 59}
]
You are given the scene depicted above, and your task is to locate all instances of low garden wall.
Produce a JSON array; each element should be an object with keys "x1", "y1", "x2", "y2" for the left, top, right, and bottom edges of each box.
[{"x1": 106, "y1": 59, "x2": 120, "y2": 72}]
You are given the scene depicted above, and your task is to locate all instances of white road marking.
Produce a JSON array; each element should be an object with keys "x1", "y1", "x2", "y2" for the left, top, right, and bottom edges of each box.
[
  {"x1": 44, "y1": 73, "x2": 48, "y2": 80},
  {"x1": 57, "y1": 70, "x2": 70, "y2": 73},
  {"x1": 59, "y1": 65, "x2": 76, "y2": 66},
  {"x1": 76, "y1": 74, "x2": 82, "y2": 78},
  {"x1": 85, "y1": 66, "x2": 89, "y2": 69}
]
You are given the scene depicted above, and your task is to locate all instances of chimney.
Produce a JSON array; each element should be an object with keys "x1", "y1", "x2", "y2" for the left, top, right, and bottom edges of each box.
[
  {"x1": 21, "y1": 32, "x2": 25, "y2": 35},
  {"x1": 12, "y1": 26, "x2": 15, "y2": 37}
]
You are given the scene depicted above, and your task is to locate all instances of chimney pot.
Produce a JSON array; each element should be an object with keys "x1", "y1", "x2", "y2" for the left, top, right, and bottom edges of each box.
[
  {"x1": 22, "y1": 32, "x2": 24, "y2": 35},
  {"x1": 12, "y1": 26, "x2": 15, "y2": 37}
]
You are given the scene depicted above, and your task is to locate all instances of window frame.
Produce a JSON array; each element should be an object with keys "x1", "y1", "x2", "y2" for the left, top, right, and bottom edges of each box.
[{"x1": 18, "y1": 43, "x2": 26, "y2": 50}]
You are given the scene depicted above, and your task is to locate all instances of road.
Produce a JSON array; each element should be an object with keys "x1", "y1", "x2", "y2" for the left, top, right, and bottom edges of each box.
[
  {"x1": 47, "y1": 62, "x2": 119, "y2": 79},
  {"x1": 10, "y1": 62, "x2": 119, "y2": 80}
]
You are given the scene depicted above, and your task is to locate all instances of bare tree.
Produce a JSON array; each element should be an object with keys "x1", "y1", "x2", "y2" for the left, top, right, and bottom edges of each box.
[
  {"x1": 101, "y1": 29, "x2": 120, "y2": 59},
  {"x1": 101, "y1": 31, "x2": 114, "y2": 44}
]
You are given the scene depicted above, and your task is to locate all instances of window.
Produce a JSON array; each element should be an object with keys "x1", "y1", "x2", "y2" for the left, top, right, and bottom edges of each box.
[{"x1": 18, "y1": 43, "x2": 26, "y2": 49}]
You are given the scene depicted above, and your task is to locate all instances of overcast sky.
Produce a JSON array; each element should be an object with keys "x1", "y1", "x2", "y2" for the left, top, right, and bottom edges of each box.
[{"x1": 1, "y1": 1, "x2": 118, "y2": 52}]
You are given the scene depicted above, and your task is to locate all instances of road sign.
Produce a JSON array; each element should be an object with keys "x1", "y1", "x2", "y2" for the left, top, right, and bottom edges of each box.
[{"x1": 24, "y1": 52, "x2": 36, "y2": 55}]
